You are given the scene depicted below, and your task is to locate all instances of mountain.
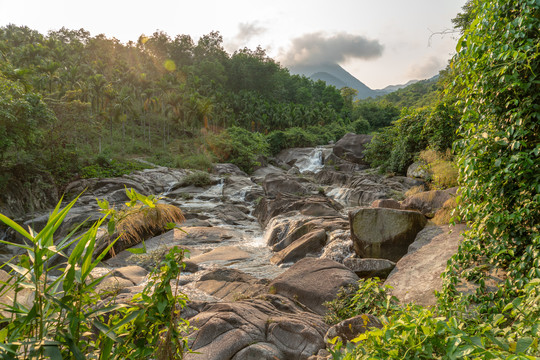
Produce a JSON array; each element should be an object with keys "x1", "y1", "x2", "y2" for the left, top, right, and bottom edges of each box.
[
  {"x1": 288, "y1": 63, "x2": 376, "y2": 99},
  {"x1": 288, "y1": 63, "x2": 421, "y2": 100}
]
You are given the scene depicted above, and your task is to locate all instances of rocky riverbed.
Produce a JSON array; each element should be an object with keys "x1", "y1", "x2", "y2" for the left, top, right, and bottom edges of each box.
[{"x1": 0, "y1": 133, "x2": 465, "y2": 360}]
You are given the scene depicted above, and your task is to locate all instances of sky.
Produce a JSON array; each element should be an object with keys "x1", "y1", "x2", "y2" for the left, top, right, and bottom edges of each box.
[{"x1": 0, "y1": 0, "x2": 466, "y2": 89}]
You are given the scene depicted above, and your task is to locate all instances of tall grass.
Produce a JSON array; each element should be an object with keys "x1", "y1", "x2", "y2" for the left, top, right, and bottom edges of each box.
[{"x1": 0, "y1": 190, "x2": 192, "y2": 359}]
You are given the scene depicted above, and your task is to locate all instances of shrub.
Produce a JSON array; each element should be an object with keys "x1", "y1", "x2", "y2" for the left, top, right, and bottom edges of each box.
[
  {"x1": 324, "y1": 278, "x2": 398, "y2": 325},
  {"x1": 180, "y1": 171, "x2": 213, "y2": 187},
  {"x1": 351, "y1": 118, "x2": 370, "y2": 134},
  {"x1": 207, "y1": 126, "x2": 269, "y2": 173}
]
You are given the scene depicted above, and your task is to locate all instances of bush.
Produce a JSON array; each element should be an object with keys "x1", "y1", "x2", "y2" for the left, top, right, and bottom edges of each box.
[
  {"x1": 180, "y1": 171, "x2": 213, "y2": 187},
  {"x1": 351, "y1": 118, "x2": 370, "y2": 134},
  {"x1": 207, "y1": 126, "x2": 269, "y2": 173},
  {"x1": 324, "y1": 278, "x2": 398, "y2": 325}
]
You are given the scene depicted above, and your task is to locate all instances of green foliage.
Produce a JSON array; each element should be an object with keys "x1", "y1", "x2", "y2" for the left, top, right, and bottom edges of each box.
[
  {"x1": 208, "y1": 126, "x2": 269, "y2": 173},
  {"x1": 352, "y1": 100, "x2": 400, "y2": 129},
  {"x1": 0, "y1": 192, "x2": 192, "y2": 358},
  {"x1": 442, "y1": 0, "x2": 540, "y2": 313},
  {"x1": 364, "y1": 103, "x2": 460, "y2": 174},
  {"x1": 80, "y1": 156, "x2": 149, "y2": 179},
  {"x1": 328, "y1": 279, "x2": 540, "y2": 359},
  {"x1": 350, "y1": 118, "x2": 370, "y2": 134},
  {"x1": 180, "y1": 171, "x2": 213, "y2": 187},
  {"x1": 324, "y1": 278, "x2": 398, "y2": 325}
]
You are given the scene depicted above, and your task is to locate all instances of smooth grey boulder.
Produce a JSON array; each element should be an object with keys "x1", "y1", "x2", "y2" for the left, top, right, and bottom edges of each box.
[
  {"x1": 186, "y1": 295, "x2": 328, "y2": 360},
  {"x1": 254, "y1": 194, "x2": 343, "y2": 227},
  {"x1": 384, "y1": 224, "x2": 465, "y2": 306},
  {"x1": 343, "y1": 258, "x2": 396, "y2": 278},
  {"x1": 332, "y1": 133, "x2": 373, "y2": 164},
  {"x1": 269, "y1": 258, "x2": 359, "y2": 315},
  {"x1": 262, "y1": 173, "x2": 309, "y2": 197},
  {"x1": 193, "y1": 268, "x2": 267, "y2": 301},
  {"x1": 349, "y1": 207, "x2": 427, "y2": 262}
]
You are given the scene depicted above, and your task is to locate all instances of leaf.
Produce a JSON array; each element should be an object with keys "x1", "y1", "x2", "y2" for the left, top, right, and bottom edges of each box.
[
  {"x1": 126, "y1": 247, "x2": 146, "y2": 254},
  {"x1": 0, "y1": 213, "x2": 34, "y2": 243},
  {"x1": 515, "y1": 337, "x2": 533, "y2": 354}
]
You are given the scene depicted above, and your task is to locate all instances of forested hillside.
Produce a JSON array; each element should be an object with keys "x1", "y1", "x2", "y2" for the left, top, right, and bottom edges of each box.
[{"x1": 0, "y1": 26, "x2": 358, "y2": 192}]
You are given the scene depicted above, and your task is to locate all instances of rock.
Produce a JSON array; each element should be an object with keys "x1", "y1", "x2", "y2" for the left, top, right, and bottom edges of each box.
[
  {"x1": 251, "y1": 165, "x2": 286, "y2": 184},
  {"x1": 314, "y1": 168, "x2": 352, "y2": 186},
  {"x1": 371, "y1": 199, "x2": 402, "y2": 210},
  {"x1": 401, "y1": 188, "x2": 458, "y2": 216},
  {"x1": 186, "y1": 295, "x2": 328, "y2": 360},
  {"x1": 189, "y1": 246, "x2": 251, "y2": 266},
  {"x1": 96, "y1": 276, "x2": 135, "y2": 294},
  {"x1": 193, "y1": 268, "x2": 267, "y2": 301},
  {"x1": 112, "y1": 265, "x2": 148, "y2": 284},
  {"x1": 320, "y1": 231, "x2": 354, "y2": 263},
  {"x1": 213, "y1": 163, "x2": 247, "y2": 176},
  {"x1": 271, "y1": 229, "x2": 327, "y2": 265},
  {"x1": 324, "y1": 314, "x2": 383, "y2": 345},
  {"x1": 223, "y1": 176, "x2": 264, "y2": 203},
  {"x1": 384, "y1": 224, "x2": 465, "y2": 306},
  {"x1": 262, "y1": 173, "x2": 309, "y2": 197},
  {"x1": 269, "y1": 258, "x2": 359, "y2": 315},
  {"x1": 343, "y1": 258, "x2": 396, "y2": 278},
  {"x1": 407, "y1": 162, "x2": 429, "y2": 180},
  {"x1": 349, "y1": 208, "x2": 427, "y2": 262},
  {"x1": 332, "y1": 133, "x2": 372, "y2": 164},
  {"x1": 263, "y1": 213, "x2": 348, "y2": 251},
  {"x1": 254, "y1": 193, "x2": 343, "y2": 227},
  {"x1": 323, "y1": 153, "x2": 363, "y2": 172}
]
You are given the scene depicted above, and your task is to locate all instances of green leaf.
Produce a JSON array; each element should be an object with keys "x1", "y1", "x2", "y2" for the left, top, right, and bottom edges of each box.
[
  {"x1": 126, "y1": 247, "x2": 146, "y2": 254},
  {"x1": 515, "y1": 337, "x2": 533, "y2": 354},
  {"x1": 0, "y1": 213, "x2": 34, "y2": 243}
]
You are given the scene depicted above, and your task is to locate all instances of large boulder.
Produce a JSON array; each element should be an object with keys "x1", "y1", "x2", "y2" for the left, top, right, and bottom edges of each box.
[
  {"x1": 270, "y1": 228, "x2": 327, "y2": 265},
  {"x1": 264, "y1": 213, "x2": 348, "y2": 251},
  {"x1": 254, "y1": 194, "x2": 343, "y2": 227},
  {"x1": 384, "y1": 224, "x2": 465, "y2": 306},
  {"x1": 332, "y1": 133, "x2": 372, "y2": 165},
  {"x1": 193, "y1": 268, "x2": 267, "y2": 301},
  {"x1": 269, "y1": 258, "x2": 359, "y2": 315},
  {"x1": 401, "y1": 188, "x2": 458, "y2": 216},
  {"x1": 262, "y1": 173, "x2": 309, "y2": 197},
  {"x1": 186, "y1": 295, "x2": 328, "y2": 360},
  {"x1": 349, "y1": 208, "x2": 427, "y2": 262}
]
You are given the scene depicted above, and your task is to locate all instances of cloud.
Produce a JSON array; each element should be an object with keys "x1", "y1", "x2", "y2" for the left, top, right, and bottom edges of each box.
[
  {"x1": 407, "y1": 56, "x2": 445, "y2": 79},
  {"x1": 225, "y1": 21, "x2": 267, "y2": 52},
  {"x1": 279, "y1": 32, "x2": 384, "y2": 66}
]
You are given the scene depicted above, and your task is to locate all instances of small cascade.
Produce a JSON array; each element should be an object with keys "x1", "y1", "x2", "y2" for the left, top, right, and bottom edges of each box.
[
  {"x1": 195, "y1": 179, "x2": 224, "y2": 200},
  {"x1": 295, "y1": 147, "x2": 324, "y2": 174}
]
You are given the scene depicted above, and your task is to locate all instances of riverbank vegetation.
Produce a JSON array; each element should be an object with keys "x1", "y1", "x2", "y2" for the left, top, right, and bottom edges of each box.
[{"x1": 328, "y1": 0, "x2": 540, "y2": 358}]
